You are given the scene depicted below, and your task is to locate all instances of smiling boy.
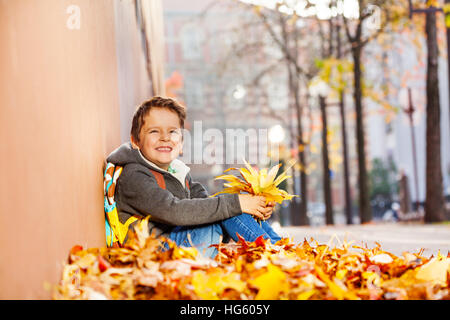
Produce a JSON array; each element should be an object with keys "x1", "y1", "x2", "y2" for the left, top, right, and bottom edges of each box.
[{"x1": 107, "y1": 97, "x2": 281, "y2": 257}]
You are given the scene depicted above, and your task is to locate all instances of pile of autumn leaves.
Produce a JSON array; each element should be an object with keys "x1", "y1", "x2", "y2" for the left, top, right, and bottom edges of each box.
[
  {"x1": 54, "y1": 161, "x2": 449, "y2": 300},
  {"x1": 53, "y1": 218, "x2": 450, "y2": 300}
]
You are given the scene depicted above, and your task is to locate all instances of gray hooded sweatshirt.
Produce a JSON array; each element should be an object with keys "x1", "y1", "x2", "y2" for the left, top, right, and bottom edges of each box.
[{"x1": 106, "y1": 142, "x2": 242, "y2": 240}]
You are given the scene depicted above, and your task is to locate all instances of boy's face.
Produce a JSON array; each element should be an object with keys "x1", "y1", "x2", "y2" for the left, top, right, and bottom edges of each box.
[{"x1": 131, "y1": 107, "x2": 183, "y2": 170}]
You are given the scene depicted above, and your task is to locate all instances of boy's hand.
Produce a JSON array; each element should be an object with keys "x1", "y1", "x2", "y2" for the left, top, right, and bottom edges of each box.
[
  {"x1": 238, "y1": 195, "x2": 272, "y2": 220},
  {"x1": 264, "y1": 202, "x2": 275, "y2": 220}
]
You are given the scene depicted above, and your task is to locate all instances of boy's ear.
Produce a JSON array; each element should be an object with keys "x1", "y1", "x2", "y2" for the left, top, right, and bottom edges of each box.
[{"x1": 130, "y1": 136, "x2": 139, "y2": 149}]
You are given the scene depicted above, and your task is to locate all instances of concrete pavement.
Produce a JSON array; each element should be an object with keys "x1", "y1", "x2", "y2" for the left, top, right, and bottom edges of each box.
[{"x1": 276, "y1": 222, "x2": 450, "y2": 257}]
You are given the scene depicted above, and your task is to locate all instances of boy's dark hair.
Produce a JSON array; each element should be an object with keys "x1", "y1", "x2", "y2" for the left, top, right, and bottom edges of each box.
[{"x1": 131, "y1": 96, "x2": 186, "y2": 143}]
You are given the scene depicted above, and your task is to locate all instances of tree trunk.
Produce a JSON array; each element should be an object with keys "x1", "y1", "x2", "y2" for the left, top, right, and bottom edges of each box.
[
  {"x1": 337, "y1": 21, "x2": 353, "y2": 224},
  {"x1": 340, "y1": 90, "x2": 353, "y2": 224},
  {"x1": 288, "y1": 61, "x2": 309, "y2": 226},
  {"x1": 320, "y1": 96, "x2": 334, "y2": 225},
  {"x1": 352, "y1": 46, "x2": 373, "y2": 223},
  {"x1": 424, "y1": 10, "x2": 446, "y2": 223},
  {"x1": 446, "y1": 0, "x2": 450, "y2": 183},
  {"x1": 283, "y1": 16, "x2": 309, "y2": 226}
]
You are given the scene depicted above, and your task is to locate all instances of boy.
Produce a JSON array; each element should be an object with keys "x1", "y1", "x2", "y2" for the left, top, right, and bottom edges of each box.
[{"x1": 107, "y1": 96, "x2": 281, "y2": 258}]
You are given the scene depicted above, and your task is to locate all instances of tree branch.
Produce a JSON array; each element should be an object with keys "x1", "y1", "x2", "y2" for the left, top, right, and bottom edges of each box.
[{"x1": 256, "y1": 8, "x2": 313, "y2": 78}]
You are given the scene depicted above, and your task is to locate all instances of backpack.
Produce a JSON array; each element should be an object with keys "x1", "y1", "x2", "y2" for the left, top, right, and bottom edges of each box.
[
  {"x1": 103, "y1": 162, "x2": 190, "y2": 247},
  {"x1": 104, "y1": 163, "x2": 140, "y2": 247}
]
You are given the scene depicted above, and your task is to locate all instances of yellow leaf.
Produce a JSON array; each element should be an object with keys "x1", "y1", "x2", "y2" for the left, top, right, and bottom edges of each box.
[
  {"x1": 336, "y1": 269, "x2": 347, "y2": 280},
  {"x1": 362, "y1": 271, "x2": 382, "y2": 287},
  {"x1": 260, "y1": 164, "x2": 281, "y2": 189},
  {"x1": 173, "y1": 246, "x2": 198, "y2": 260},
  {"x1": 240, "y1": 168, "x2": 260, "y2": 193},
  {"x1": 214, "y1": 174, "x2": 244, "y2": 184},
  {"x1": 297, "y1": 290, "x2": 315, "y2": 300},
  {"x1": 249, "y1": 264, "x2": 289, "y2": 300},
  {"x1": 415, "y1": 256, "x2": 450, "y2": 286},
  {"x1": 192, "y1": 271, "x2": 246, "y2": 300},
  {"x1": 314, "y1": 266, "x2": 359, "y2": 300},
  {"x1": 259, "y1": 168, "x2": 269, "y2": 189},
  {"x1": 272, "y1": 160, "x2": 295, "y2": 187},
  {"x1": 235, "y1": 259, "x2": 244, "y2": 273},
  {"x1": 243, "y1": 158, "x2": 259, "y2": 178}
]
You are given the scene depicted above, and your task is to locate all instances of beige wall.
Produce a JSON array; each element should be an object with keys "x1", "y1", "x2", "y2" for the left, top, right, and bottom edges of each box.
[
  {"x1": 114, "y1": 0, "x2": 154, "y2": 143},
  {"x1": 0, "y1": 0, "x2": 122, "y2": 299}
]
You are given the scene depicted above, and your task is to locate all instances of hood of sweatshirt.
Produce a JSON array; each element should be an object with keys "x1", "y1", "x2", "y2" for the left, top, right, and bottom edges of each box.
[{"x1": 106, "y1": 142, "x2": 191, "y2": 187}]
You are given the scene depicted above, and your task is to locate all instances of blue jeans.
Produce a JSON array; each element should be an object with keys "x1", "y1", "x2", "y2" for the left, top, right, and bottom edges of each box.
[{"x1": 168, "y1": 213, "x2": 281, "y2": 259}]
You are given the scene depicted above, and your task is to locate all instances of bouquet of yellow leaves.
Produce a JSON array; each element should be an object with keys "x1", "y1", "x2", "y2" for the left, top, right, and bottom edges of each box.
[{"x1": 211, "y1": 159, "x2": 298, "y2": 205}]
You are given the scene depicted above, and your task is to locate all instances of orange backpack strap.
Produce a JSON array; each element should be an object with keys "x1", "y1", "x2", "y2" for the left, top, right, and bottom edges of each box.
[
  {"x1": 150, "y1": 169, "x2": 166, "y2": 189},
  {"x1": 150, "y1": 168, "x2": 190, "y2": 191}
]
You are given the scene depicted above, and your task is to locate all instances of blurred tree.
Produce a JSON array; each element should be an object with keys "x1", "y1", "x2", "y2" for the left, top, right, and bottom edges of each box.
[
  {"x1": 408, "y1": 0, "x2": 447, "y2": 222},
  {"x1": 319, "y1": 95, "x2": 334, "y2": 225},
  {"x1": 336, "y1": 17, "x2": 353, "y2": 225},
  {"x1": 424, "y1": 2, "x2": 446, "y2": 222},
  {"x1": 343, "y1": 0, "x2": 410, "y2": 223},
  {"x1": 315, "y1": 54, "x2": 354, "y2": 224}
]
